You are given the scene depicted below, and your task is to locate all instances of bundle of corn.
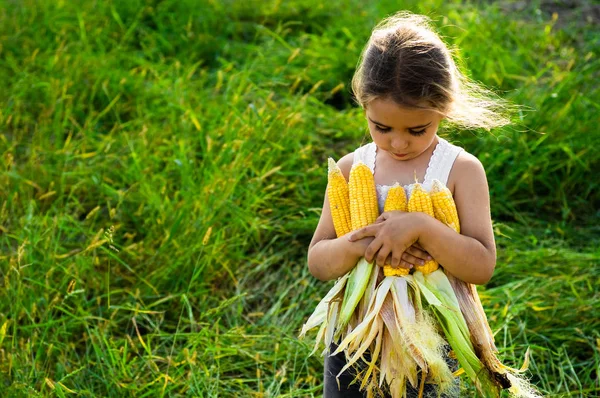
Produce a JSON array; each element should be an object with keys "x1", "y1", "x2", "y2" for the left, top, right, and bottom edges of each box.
[
  {"x1": 329, "y1": 178, "x2": 542, "y2": 398},
  {"x1": 299, "y1": 158, "x2": 378, "y2": 358},
  {"x1": 330, "y1": 182, "x2": 458, "y2": 397},
  {"x1": 299, "y1": 158, "x2": 541, "y2": 398},
  {"x1": 417, "y1": 179, "x2": 542, "y2": 398}
]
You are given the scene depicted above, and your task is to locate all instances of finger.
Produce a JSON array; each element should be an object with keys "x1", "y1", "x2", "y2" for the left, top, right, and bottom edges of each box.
[
  {"x1": 375, "y1": 245, "x2": 392, "y2": 267},
  {"x1": 406, "y1": 246, "x2": 433, "y2": 262},
  {"x1": 364, "y1": 237, "x2": 384, "y2": 263},
  {"x1": 391, "y1": 253, "x2": 412, "y2": 269},
  {"x1": 384, "y1": 254, "x2": 393, "y2": 265},
  {"x1": 402, "y1": 252, "x2": 426, "y2": 267},
  {"x1": 375, "y1": 212, "x2": 389, "y2": 223},
  {"x1": 411, "y1": 243, "x2": 433, "y2": 260},
  {"x1": 348, "y1": 224, "x2": 380, "y2": 241},
  {"x1": 391, "y1": 252, "x2": 404, "y2": 267},
  {"x1": 412, "y1": 242, "x2": 424, "y2": 250}
]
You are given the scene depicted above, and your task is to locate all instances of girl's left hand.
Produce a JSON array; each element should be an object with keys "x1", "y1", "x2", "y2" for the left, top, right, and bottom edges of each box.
[{"x1": 347, "y1": 211, "x2": 432, "y2": 268}]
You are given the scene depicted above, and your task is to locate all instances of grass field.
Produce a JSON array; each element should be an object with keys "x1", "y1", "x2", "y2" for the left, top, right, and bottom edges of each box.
[{"x1": 0, "y1": 0, "x2": 599, "y2": 396}]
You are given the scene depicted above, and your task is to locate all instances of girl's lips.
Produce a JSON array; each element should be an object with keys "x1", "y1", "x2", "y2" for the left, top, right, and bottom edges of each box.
[{"x1": 393, "y1": 152, "x2": 408, "y2": 157}]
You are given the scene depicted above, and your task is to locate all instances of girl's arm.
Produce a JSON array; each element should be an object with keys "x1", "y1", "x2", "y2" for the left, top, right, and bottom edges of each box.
[
  {"x1": 307, "y1": 153, "x2": 371, "y2": 281},
  {"x1": 415, "y1": 153, "x2": 496, "y2": 285},
  {"x1": 308, "y1": 234, "x2": 372, "y2": 281}
]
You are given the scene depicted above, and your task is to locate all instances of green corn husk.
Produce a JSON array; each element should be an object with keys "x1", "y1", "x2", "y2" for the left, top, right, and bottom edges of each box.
[
  {"x1": 446, "y1": 271, "x2": 543, "y2": 398},
  {"x1": 298, "y1": 256, "x2": 377, "y2": 359},
  {"x1": 428, "y1": 179, "x2": 542, "y2": 398},
  {"x1": 331, "y1": 277, "x2": 398, "y2": 394},
  {"x1": 298, "y1": 273, "x2": 348, "y2": 356},
  {"x1": 334, "y1": 256, "x2": 375, "y2": 341},
  {"x1": 414, "y1": 269, "x2": 500, "y2": 398}
]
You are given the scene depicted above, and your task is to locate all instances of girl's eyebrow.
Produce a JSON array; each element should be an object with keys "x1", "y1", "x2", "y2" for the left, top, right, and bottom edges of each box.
[{"x1": 368, "y1": 117, "x2": 432, "y2": 129}]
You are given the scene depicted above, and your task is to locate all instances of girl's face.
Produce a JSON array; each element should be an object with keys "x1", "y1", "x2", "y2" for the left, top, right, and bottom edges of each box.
[{"x1": 364, "y1": 97, "x2": 445, "y2": 162}]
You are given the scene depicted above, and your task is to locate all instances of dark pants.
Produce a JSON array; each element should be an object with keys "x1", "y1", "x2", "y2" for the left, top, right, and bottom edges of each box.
[{"x1": 323, "y1": 340, "x2": 460, "y2": 398}]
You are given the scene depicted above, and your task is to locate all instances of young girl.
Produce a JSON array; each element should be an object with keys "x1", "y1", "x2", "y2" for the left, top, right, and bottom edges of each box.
[{"x1": 307, "y1": 11, "x2": 512, "y2": 398}]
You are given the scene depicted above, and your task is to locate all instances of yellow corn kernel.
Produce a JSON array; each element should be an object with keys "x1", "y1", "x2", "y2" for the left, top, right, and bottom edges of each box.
[
  {"x1": 327, "y1": 158, "x2": 352, "y2": 237},
  {"x1": 383, "y1": 183, "x2": 407, "y2": 213},
  {"x1": 383, "y1": 183, "x2": 409, "y2": 276},
  {"x1": 431, "y1": 179, "x2": 460, "y2": 234},
  {"x1": 407, "y1": 183, "x2": 434, "y2": 217},
  {"x1": 384, "y1": 264, "x2": 410, "y2": 276},
  {"x1": 349, "y1": 161, "x2": 379, "y2": 231},
  {"x1": 407, "y1": 183, "x2": 438, "y2": 274},
  {"x1": 414, "y1": 260, "x2": 439, "y2": 274}
]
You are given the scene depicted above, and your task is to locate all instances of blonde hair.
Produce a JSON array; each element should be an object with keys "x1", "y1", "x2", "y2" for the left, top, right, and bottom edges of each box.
[{"x1": 351, "y1": 11, "x2": 512, "y2": 130}]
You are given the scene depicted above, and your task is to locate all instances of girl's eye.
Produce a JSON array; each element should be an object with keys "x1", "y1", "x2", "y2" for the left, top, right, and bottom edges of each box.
[
  {"x1": 375, "y1": 125, "x2": 427, "y2": 136},
  {"x1": 409, "y1": 129, "x2": 426, "y2": 136},
  {"x1": 375, "y1": 125, "x2": 391, "y2": 133}
]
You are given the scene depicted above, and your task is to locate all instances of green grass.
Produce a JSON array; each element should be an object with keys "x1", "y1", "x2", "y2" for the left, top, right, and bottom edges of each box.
[{"x1": 0, "y1": 0, "x2": 598, "y2": 396}]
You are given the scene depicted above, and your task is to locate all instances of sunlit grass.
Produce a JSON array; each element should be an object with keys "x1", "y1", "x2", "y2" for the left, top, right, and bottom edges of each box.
[{"x1": 0, "y1": 0, "x2": 598, "y2": 396}]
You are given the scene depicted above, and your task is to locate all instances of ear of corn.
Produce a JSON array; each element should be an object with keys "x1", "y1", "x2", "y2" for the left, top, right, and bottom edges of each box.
[
  {"x1": 431, "y1": 179, "x2": 460, "y2": 234},
  {"x1": 327, "y1": 158, "x2": 352, "y2": 237},
  {"x1": 407, "y1": 183, "x2": 439, "y2": 274},
  {"x1": 349, "y1": 162, "x2": 379, "y2": 230},
  {"x1": 336, "y1": 161, "x2": 378, "y2": 338},
  {"x1": 407, "y1": 183, "x2": 434, "y2": 217},
  {"x1": 382, "y1": 183, "x2": 409, "y2": 277},
  {"x1": 383, "y1": 183, "x2": 408, "y2": 213},
  {"x1": 384, "y1": 264, "x2": 410, "y2": 276}
]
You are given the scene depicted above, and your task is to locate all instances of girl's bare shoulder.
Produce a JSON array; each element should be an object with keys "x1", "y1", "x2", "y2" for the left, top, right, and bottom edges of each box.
[{"x1": 447, "y1": 150, "x2": 489, "y2": 195}]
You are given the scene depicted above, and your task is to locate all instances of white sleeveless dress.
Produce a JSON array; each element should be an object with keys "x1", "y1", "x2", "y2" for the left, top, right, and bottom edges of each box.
[{"x1": 351, "y1": 136, "x2": 464, "y2": 212}]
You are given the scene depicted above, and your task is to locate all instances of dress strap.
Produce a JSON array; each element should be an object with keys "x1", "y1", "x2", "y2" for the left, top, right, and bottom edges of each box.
[
  {"x1": 352, "y1": 142, "x2": 377, "y2": 173},
  {"x1": 423, "y1": 137, "x2": 464, "y2": 188}
]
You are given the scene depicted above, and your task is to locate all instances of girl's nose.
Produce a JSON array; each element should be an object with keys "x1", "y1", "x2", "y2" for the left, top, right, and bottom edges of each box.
[{"x1": 391, "y1": 138, "x2": 409, "y2": 150}]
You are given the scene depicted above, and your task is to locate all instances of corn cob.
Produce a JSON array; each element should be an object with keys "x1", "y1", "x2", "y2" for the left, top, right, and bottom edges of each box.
[
  {"x1": 336, "y1": 160, "x2": 378, "y2": 339},
  {"x1": 407, "y1": 183, "x2": 439, "y2": 274},
  {"x1": 382, "y1": 183, "x2": 409, "y2": 276},
  {"x1": 349, "y1": 161, "x2": 379, "y2": 230},
  {"x1": 383, "y1": 183, "x2": 408, "y2": 213},
  {"x1": 431, "y1": 179, "x2": 460, "y2": 234},
  {"x1": 327, "y1": 158, "x2": 352, "y2": 237}
]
